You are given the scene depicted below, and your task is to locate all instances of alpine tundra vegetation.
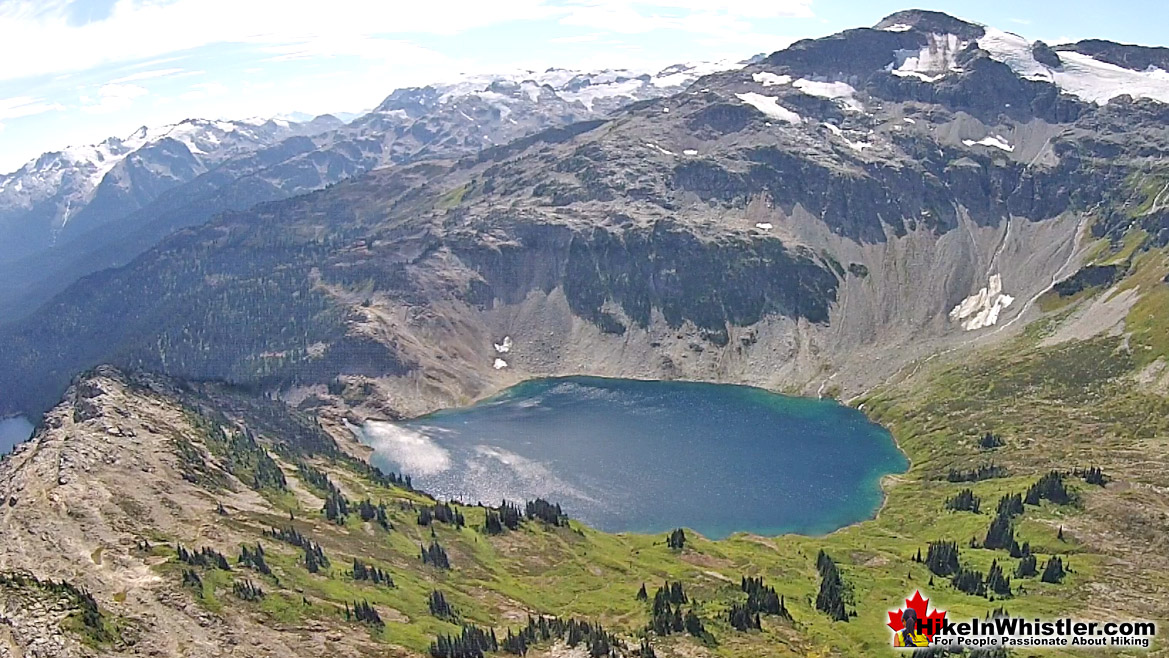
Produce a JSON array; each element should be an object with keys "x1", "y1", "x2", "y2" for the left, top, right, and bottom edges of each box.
[{"x1": 1, "y1": 7, "x2": 1169, "y2": 658}]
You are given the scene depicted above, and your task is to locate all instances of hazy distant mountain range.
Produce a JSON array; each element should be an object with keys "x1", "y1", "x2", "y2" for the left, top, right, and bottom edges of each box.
[{"x1": 0, "y1": 60, "x2": 740, "y2": 321}]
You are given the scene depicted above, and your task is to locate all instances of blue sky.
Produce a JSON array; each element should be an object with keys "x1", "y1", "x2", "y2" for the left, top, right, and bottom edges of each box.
[{"x1": 1, "y1": 0, "x2": 1167, "y2": 174}]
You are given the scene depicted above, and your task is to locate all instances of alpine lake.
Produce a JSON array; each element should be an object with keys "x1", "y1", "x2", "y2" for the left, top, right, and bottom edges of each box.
[{"x1": 359, "y1": 377, "x2": 907, "y2": 539}]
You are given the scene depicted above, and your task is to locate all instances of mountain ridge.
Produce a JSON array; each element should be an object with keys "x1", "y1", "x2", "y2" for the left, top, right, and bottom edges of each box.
[{"x1": 0, "y1": 60, "x2": 743, "y2": 325}]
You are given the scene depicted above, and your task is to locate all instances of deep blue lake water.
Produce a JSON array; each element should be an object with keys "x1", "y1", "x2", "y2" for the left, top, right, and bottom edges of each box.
[
  {"x1": 0, "y1": 416, "x2": 34, "y2": 456},
  {"x1": 360, "y1": 377, "x2": 906, "y2": 539}
]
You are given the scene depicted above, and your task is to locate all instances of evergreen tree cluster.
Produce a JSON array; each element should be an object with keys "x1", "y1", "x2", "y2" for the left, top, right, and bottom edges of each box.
[
  {"x1": 428, "y1": 590, "x2": 457, "y2": 620},
  {"x1": 979, "y1": 433, "x2": 1005, "y2": 449},
  {"x1": 1025, "y1": 471, "x2": 1073, "y2": 505},
  {"x1": 297, "y1": 460, "x2": 340, "y2": 497},
  {"x1": 264, "y1": 526, "x2": 329, "y2": 573},
  {"x1": 366, "y1": 463, "x2": 414, "y2": 492},
  {"x1": 918, "y1": 540, "x2": 960, "y2": 577},
  {"x1": 647, "y1": 582, "x2": 694, "y2": 637},
  {"x1": 983, "y1": 496, "x2": 1023, "y2": 551},
  {"x1": 485, "y1": 500, "x2": 524, "y2": 534},
  {"x1": 949, "y1": 560, "x2": 1013, "y2": 598},
  {"x1": 188, "y1": 415, "x2": 289, "y2": 492},
  {"x1": 176, "y1": 544, "x2": 231, "y2": 570},
  {"x1": 728, "y1": 602, "x2": 762, "y2": 631},
  {"x1": 945, "y1": 488, "x2": 981, "y2": 513},
  {"x1": 224, "y1": 426, "x2": 287, "y2": 491},
  {"x1": 233, "y1": 579, "x2": 265, "y2": 601},
  {"x1": 1074, "y1": 466, "x2": 1108, "y2": 486},
  {"x1": 1041, "y1": 557, "x2": 1067, "y2": 584},
  {"x1": 815, "y1": 551, "x2": 849, "y2": 622},
  {"x1": 352, "y1": 559, "x2": 394, "y2": 587},
  {"x1": 951, "y1": 566, "x2": 986, "y2": 596},
  {"x1": 740, "y1": 576, "x2": 790, "y2": 619},
  {"x1": 431, "y1": 616, "x2": 622, "y2": 658},
  {"x1": 1014, "y1": 542, "x2": 1038, "y2": 578},
  {"x1": 666, "y1": 528, "x2": 686, "y2": 550},
  {"x1": 1009, "y1": 540, "x2": 1032, "y2": 560},
  {"x1": 986, "y1": 560, "x2": 1012, "y2": 597},
  {"x1": 323, "y1": 488, "x2": 351, "y2": 524},
  {"x1": 947, "y1": 463, "x2": 1008, "y2": 482},
  {"x1": 181, "y1": 568, "x2": 203, "y2": 594},
  {"x1": 358, "y1": 498, "x2": 392, "y2": 530},
  {"x1": 983, "y1": 511, "x2": 1015, "y2": 551},
  {"x1": 421, "y1": 540, "x2": 451, "y2": 569},
  {"x1": 525, "y1": 499, "x2": 569, "y2": 526},
  {"x1": 238, "y1": 543, "x2": 272, "y2": 576},
  {"x1": 345, "y1": 600, "x2": 384, "y2": 628},
  {"x1": 294, "y1": 459, "x2": 361, "y2": 524},
  {"x1": 418, "y1": 502, "x2": 466, "y2": 528},
  {"x1": 997, "y1": 493, "x2": 1024, "y2": 517},
  {"x1": 431, "y1": 624, "x2": 498, "y2": 658}
]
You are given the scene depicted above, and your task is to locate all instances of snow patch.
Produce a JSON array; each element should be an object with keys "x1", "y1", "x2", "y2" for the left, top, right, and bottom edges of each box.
[
  {"x1": 645, "y1": 142, "x2": 675, "y2": 156},
  {"x1": 752, "y1": 72, "x2": 792, "y2": 87},
  {"x1": 963, "y1": 135, "x2": 1014, "y2": 152},
  {"x1": 949, "y1": 274, "x2": 1016, "y2": 330},
  {"x1": 494, "y1": 336, "x2": 512, "y2": 353},
  {"x1": 682, "y1": 149, "x2": 698, "y2": 156},
  {"x1": 822, "y1": 123, "x2": 873, "y2": 151},
  {"x1": 881, "y1": 23, "x2": 914, "y2": 32},
  {"x1": 754, "y1": 222, "x2": 773, "y2": 230},
  {"x1": 978, "y1": 27, "x2": 1169, "y2": 104},
  {"x1": 735, "y1": 92, "x2": 802, "y2": 124},
  {"x1": 493, "y1": 358, "x2": 509, "y2": 370},
  {"x1": 889, "y1": 33, "x2": 967, "y2": 83},
  {"x1": 792, "y1": 79, "x2": 864, "y2": 112}
]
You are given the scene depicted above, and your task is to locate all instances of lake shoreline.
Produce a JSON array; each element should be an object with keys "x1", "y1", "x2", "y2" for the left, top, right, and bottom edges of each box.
[{"x1": 360, "y1": 375, "x2": 908, "y2": 541}]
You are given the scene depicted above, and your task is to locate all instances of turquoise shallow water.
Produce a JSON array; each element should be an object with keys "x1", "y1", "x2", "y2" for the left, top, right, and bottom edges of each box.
[{"x1": 361, "y1": 377, "x2": 907, "y2": 539}]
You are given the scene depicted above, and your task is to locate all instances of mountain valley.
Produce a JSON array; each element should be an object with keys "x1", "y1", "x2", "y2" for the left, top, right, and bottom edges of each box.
[{"x1": 3, "y1": 9, "x2": 1169, "y2": 657}]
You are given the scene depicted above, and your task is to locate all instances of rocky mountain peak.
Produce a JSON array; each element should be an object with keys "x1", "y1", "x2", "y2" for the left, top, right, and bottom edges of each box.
[{"x1": 874, "y1": 9, "x2": 986, "y2": 40}]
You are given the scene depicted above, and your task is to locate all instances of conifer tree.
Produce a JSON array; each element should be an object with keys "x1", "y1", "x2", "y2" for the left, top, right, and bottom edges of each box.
[
  {"x1": 1025, "y1": 471, "x2": 1072, "y2": 506},
  {"x1": 986, "y1": 560, "x2": 1011, "y2": 597},
  {"x1": 815, "y1": 551, "x2": 849, "y2": 621},
  {"x1": 1016, "y1": 554, "x2": 1038, "y2": 578},
  {"x1": 984, "y1": 511, "x2": 1016, "y2": 550},
  {"x1": 1041, "y1": 557, "x2": 1066, "y2": 584},
  {"x1": 945, "y1": 489, "x2": 981, "y2": 513},
  {"x1": 924, "y1": 540, "x2": 961, "y2": 577},
  {"x1": 428, "y1": 590, "x2": 457, "y2": 620}
]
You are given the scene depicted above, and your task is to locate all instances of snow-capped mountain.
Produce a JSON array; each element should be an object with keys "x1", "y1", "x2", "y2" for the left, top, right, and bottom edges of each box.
[
  {"x1": 0, "y1": 115, "x2": 342, "y2": 263},
  {"x1": 873, "y1": 10, "x2": 1169, "y2": 104},
  {"x1": 0, "y1": 59, "x2": 743, "y2": 323}
]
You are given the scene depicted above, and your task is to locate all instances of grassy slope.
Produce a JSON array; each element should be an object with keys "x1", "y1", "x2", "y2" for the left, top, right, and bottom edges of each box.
[{"x1": 135, "y1": 242, "x2": 1169, "y2": 658}]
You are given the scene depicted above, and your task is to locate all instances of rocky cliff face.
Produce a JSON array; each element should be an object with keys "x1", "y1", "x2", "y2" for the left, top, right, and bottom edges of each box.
[{"x1": 2, "y1": 11, "x2": 1169, "y2": 418}]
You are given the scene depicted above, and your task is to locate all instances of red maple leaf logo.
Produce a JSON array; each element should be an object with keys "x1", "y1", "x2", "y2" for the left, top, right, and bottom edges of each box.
[{"x1": 887, "y1": 591, "x2": 947, "y2": 641}]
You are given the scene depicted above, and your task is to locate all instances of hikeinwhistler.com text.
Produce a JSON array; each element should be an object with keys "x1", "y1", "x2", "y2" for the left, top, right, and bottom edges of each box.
[{"x1": 926, "y1": 617, "x2": 1157, "y2": 650}]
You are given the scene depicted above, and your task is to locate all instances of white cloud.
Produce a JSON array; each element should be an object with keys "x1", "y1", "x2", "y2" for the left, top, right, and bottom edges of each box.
[
  {"x1": 0, "y1": 96, "x2": 66, "y2": 121},
  {"x1": 0, "y1": 0, "x2": 556, "y2": 81},
  {"x1": 81, "y1": 83, "x2": 148, "y2": 114},
  {"x1": 178, "y1": 82, "x2": 228, "y2": 102},
  {"x1": 108, "y1": 67, "x2": 190, "y2": 84},
  {"x1": 559, "y1": 0, "x2": 813, "y2": 34}
]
